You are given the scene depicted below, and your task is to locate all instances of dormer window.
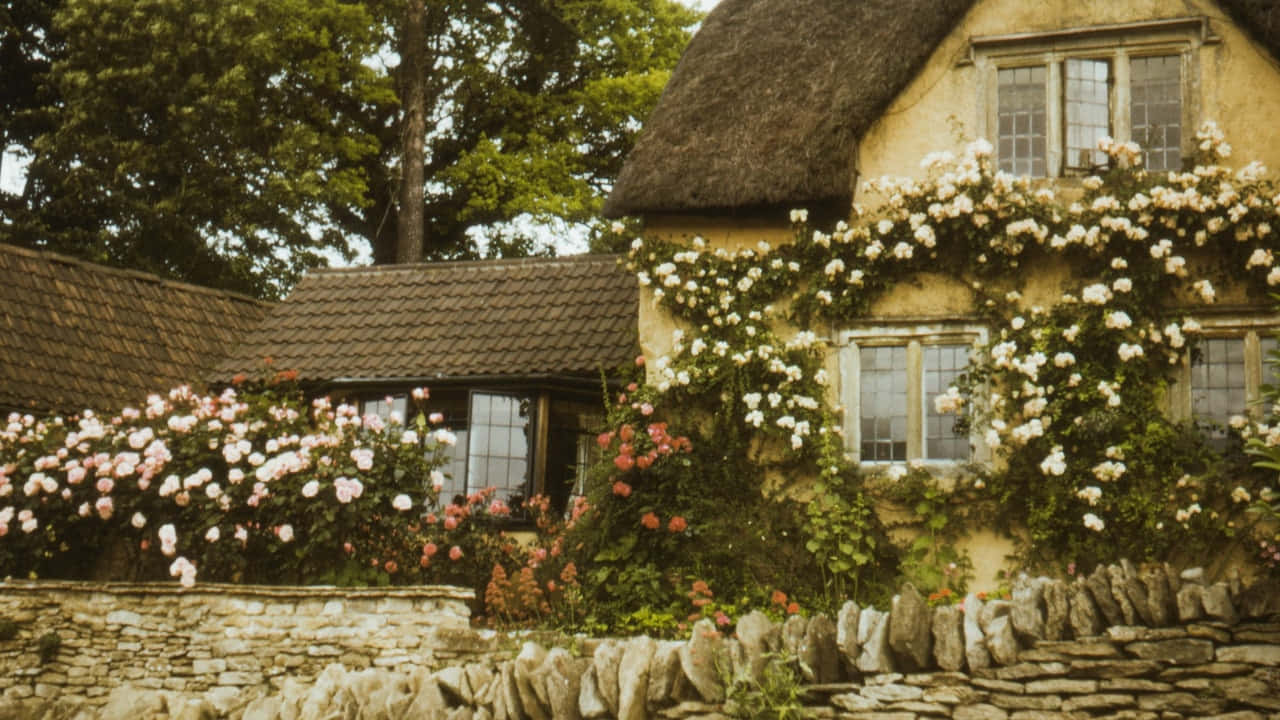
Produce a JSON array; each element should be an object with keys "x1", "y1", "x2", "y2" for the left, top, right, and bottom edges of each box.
[{"x1": 975, "y1": 17, "x2": 1210, "y2": 177}]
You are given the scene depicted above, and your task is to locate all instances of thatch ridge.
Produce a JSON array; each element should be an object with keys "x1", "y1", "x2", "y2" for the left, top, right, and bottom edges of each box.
[{"x1": 605, "y1": 0, "x2": 1280, "y2": 217}]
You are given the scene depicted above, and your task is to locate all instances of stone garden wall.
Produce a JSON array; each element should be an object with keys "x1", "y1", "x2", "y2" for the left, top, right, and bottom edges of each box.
[
  {"x1": 0, "y1": 579, "x2": 492, "y2": 715},
  {"x1": 2, "y1": 562, "x2": 1280, "y2": 719}
]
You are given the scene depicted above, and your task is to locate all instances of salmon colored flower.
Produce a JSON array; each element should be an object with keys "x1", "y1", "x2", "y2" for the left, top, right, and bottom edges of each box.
[
  {"x1": 641, "y1": 512, "x2": 660, "y2": 530},
  {"x1": 612, "y1": 480, "x2": 632, "y2": 497},
  {"x1": 668, "y1": 516, "x2": 687, "y2": 533}
]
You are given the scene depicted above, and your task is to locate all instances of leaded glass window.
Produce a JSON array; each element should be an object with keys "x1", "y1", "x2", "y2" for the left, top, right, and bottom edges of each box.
[
  {"x1": 466, "y1": 392, "x2": 532, "y2": 503},
  {"x1": 1064, "y1": 58, "x2": 1110, "y2": 170},
  {"x1": 925, "y1": 344, "x2": 970, "y2": 460},
  {"x1": 997, "y1": 66, "x2": 1047, "y2": 177},
  {"x1": 1192, "y1": 337, "x2": 1246, "y2": 443},
  {"x1": 860, "y1": 345, "x2": 908, "y2": 461},
  {"x1": 1131, "y1": 55, "x2": 1182, "y2": 172}
]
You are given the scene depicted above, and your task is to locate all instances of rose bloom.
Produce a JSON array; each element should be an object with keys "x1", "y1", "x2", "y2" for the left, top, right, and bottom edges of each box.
[
  {"x1": 443, "y1": 515, "x2": 459, "y2": 530},
  {"x1": 641, "y1": 512, "x2": 660, "y2": 530},
  {"x1": 301, "y1": 480, "x2": 319, "y2": 498},
  {"x1": 130, "y1": 512, "x2": 147, "y2": 529},
  {"x1": 423, "y1": 542, "x2": 438, "y2": 557},
  {"x1": 392, "y1": 494, "x2": 413, "y2": 511},
  {"x1": 612, "y1": 481, "x2": 632, "y2": 498},
  {"x1": 613, "y1": 454, "x2": 635, "y2": 471},
  {"x1": 277, "y1": 524, "x2": 294, "y2": 543},
  {"x1": 205, "y1": 527, "x2": 220, "y2": 542},
  {"x1": 448, "y1": 545, "x2": 463, "y2": 561},
  {"x1": 668, "y1": 516, "x2": 688, "y2": 533}
]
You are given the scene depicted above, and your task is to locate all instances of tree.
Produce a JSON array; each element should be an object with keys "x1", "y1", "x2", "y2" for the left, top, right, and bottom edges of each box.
[
  {"x1": 345, "y1": 0, "x2": 701, "y2": 263},
  {"x1": 0, "y1": 1, "x2": 60, "y2": 192},
  {"x1": 1, "y1": 0, "x2": 699, "y2": 295},
  {"x1": 2, "y1": 0, "x2": 393, "y2": 298}
]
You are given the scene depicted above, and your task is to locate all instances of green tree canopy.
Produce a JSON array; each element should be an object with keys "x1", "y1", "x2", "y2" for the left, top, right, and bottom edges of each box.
[
  {"x1": 347, "y1": 0, "x2": 700, "y2": 263},
  {"x1": 3, "y1": 0, "x2": 391, "y2": 297},
  {"x1": 1, "y1": 0, "x2": 700, "y2": 297}
]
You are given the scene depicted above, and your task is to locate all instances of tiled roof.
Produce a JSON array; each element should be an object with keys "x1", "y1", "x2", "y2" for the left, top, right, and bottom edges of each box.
[
  {"x1": 217, "y1": 255, "x2": 638, "y2": 383},
  {"x1": 0, "y1": 243, "x2": 271, "y2": 415}
]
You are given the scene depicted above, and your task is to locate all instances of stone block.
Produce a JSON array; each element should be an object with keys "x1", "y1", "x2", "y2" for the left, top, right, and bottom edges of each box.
[
  {"x1": 953, "y1": 703, "x2": 1010, "y2": 720},
  {"x1": 860, "y1": 684, "x2": 922, "y2": 702},
  {"x1": 217, "y1": 671, "x2": 260, "y2": 686},
  {"x1": 988, "y1": 692, "x2": 1062, "y2": 710},
  {"x1": 105, "y1": 610, "x2": 143, "y2": 626},
  {"x1": 888, "y1": 585, "x2": 932, "y2": 672},
  {"x1": 1124, "y1": 638, "x2": 1214, "y2": 664},
  {"x1": 1138, "y1": 691, "x2": 1226, "y2": 714},
  {"x1": 1216, "y1": 644, "x2": 1280, "y2": 665},
  {"x1": 1024, "y1": 678, "x2": 1097, "y2": 694},
  {"x1": 192, "y1": 658, "x2": 227, "y2": 674}
]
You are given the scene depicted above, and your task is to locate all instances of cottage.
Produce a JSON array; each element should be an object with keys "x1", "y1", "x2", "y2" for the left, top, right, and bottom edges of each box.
[
  {"x1": 0, "y1": 242, "x2": 269, "y2": 417},
  {"x1": 606, "y1": 0, "x2": 1280, "y2": 580},
  {"x1": 217, "y1": 254, "x2": 637, "y2": 515}
]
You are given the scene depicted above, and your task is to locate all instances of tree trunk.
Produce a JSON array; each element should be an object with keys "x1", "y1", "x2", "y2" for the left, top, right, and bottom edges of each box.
[{"x1": 396, "y1": 0, "x2": 427, "y2": 264}]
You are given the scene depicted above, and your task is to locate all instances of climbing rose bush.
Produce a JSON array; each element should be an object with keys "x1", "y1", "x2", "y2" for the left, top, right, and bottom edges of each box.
[
  {"x1": 0, "y1": 380, "x2": 515, "y2": 590},
  {"x1": 623, "y1": 122, "x2": 1280, "y2": 578}
]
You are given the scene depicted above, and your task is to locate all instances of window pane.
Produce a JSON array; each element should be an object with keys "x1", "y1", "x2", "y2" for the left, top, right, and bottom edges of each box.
[
  {"x1": 466, "y1": 392, "x2": 533, "y2": 503},
  {"x1": 860, "y1": 346, "x2": 908, "y2": 461},
  {"x1": 1263, "y1": 336, "x2": 1280, "y2": 386},
  {"x1": 925, "y1": 344, "x2": 970, "y2": 460},
  {"x1": 1064, "y1": 58, "x2": 1110, "y2": 169},
  {"x1": 1131, "y1": 55, "x2": 1181, "y2": 171},
  {"x1": 998, "y1": 66, "x2": 1047, "y2": 177},
  {"x1": 1192, "y1": 338, "x2": 1246, "y2": 447}
]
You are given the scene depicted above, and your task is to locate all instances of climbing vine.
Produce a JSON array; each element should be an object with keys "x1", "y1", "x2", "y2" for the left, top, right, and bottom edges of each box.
[{"x1": 623, "y1": 123, "x2": 1280, "y2": 582}]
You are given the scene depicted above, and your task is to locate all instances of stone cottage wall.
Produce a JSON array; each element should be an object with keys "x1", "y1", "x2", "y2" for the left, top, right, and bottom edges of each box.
[
  {"x1": 3, "y1": 562, "x2": 1280, "y2": 719},
  {"x1": 0, "y1": 580, "x2": 492, "y2": 712}
]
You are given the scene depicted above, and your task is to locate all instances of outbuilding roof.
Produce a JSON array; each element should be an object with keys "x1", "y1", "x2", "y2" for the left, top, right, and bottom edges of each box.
[
  {"x1": 0, "y1": 243, "x2": 270, "y2": 415},
  {"x1": 217, "y1": 254, "x2": 637, "y2": 385},
  {"x1": 604, "y1": 0, "x2": 1280, "y2": 217}
]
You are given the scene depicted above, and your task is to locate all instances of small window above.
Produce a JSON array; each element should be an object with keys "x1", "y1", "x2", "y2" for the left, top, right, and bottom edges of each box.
[{"x1": 972, "y1": 17, "x2": 1212, "y2": 177}]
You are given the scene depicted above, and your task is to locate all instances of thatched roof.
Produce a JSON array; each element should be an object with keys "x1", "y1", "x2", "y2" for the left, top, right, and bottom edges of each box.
[{"x1": 605, "y1": 0, "x2": 1280, "y2": 218}]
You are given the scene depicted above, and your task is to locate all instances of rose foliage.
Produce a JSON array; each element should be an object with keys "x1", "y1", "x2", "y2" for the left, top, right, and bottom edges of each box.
[{"x1": 0, "y1": 379, "x2": 525, "y2": 595}]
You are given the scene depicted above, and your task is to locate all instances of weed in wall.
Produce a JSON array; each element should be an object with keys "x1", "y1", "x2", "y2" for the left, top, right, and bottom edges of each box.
[{"x1": 37, "y1": 632, "x2": 60, "y2": 664}]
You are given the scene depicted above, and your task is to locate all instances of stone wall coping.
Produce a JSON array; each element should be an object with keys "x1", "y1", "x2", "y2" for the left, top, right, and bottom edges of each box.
[{"x1": 0, "y1": 579, "x2": 474, "y2": 601}]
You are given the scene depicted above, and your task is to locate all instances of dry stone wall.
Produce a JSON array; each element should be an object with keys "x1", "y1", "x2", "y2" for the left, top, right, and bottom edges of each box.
[
  {"x1": 2, "y1": 562, "x2": 1280, "y2": 719},
  {"x1": 0, "y1": 579, "x2": 491, "y2": 714}
]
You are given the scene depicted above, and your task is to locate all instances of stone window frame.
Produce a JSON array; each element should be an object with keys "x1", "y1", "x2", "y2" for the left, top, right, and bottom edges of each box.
[
  {"x1": 1167, "y1": 311, "x2": 1280, "y2": 428},
  {"x1": 837, "y1": 320, "x2": 989, "y2": 467},
  {"x1": 968, "y1": 16, "x2": 1214, "y2": 177}
]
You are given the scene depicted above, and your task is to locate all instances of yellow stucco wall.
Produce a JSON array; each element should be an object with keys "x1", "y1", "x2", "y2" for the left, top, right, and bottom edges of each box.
[
  {"x1": 858, "y1": 0, "x2": 1280, "y2": 182},
  {"x1": 634, "y1": 0, "x2": 1280, "y2": 589}
]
